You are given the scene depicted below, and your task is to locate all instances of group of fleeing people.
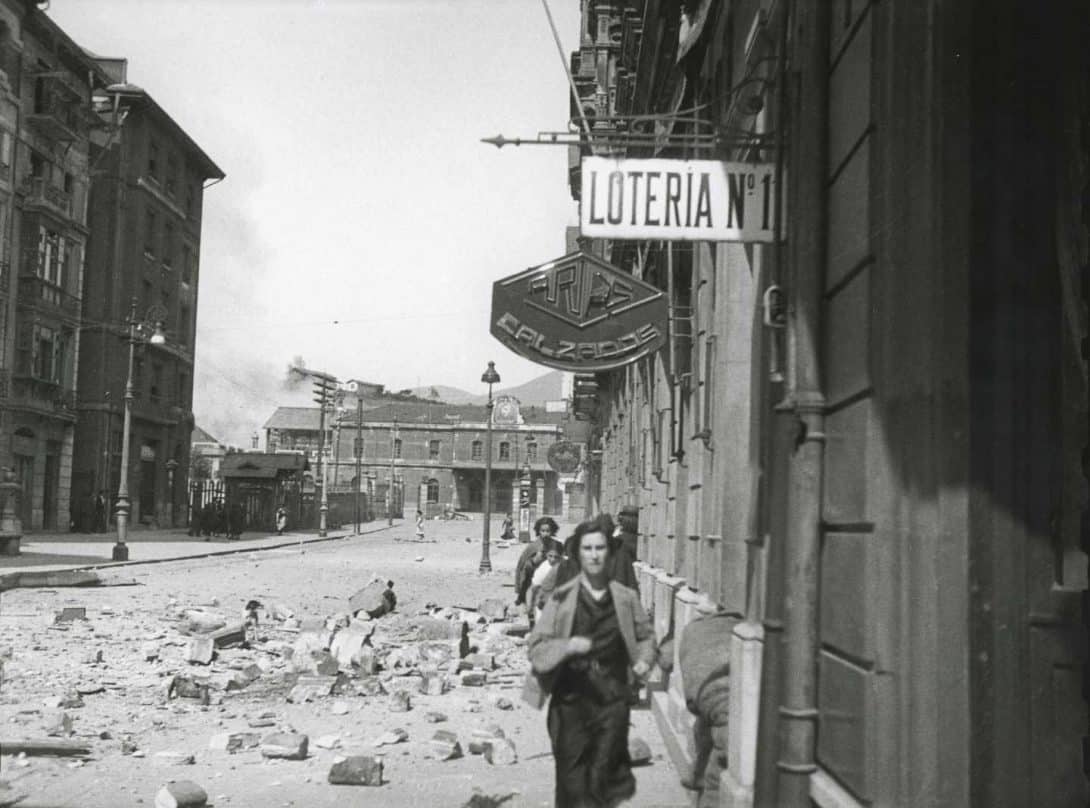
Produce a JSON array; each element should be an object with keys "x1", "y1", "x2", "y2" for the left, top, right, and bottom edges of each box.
[{"x1": 514, "y1": 508, "x2": 652, "y2": 808}]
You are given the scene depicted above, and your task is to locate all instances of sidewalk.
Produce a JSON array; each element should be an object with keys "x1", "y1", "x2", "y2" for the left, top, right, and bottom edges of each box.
[{"x1": 0, "y1": 520, "x2": 400, "y2": 575}]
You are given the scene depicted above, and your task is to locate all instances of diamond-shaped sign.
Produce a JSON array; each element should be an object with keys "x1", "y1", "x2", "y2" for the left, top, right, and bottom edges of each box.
[{"x1": 490, "y1": 251, "x2": 667, "y2": 372}]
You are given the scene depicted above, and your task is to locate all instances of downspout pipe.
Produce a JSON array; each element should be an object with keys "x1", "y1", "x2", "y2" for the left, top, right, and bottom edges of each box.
[{"x1": 775, "y1": 0, "x2": 829, "y2": 805}]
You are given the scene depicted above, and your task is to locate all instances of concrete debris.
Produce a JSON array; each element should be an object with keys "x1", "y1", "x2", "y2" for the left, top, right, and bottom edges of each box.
[
  {"x1": 59, "y1": 690, "x2": 85, "y2": 708},
  {"x1": 493, "y1": 696, "x2": 514, "y2": 711},
  {"x1": 428, "y1": 729, "x2": 462, "y2": 761},
  {"x1": 348, "y1": 578, "x2": 397, "y2": 619},
  {"x1": 186, "y1": 637, "x2": 214, "y2": 665},
  {"x1": 0, "y1": 739, "x2": 90, "y2": 757},
  {"x1": 330, "y1": 625, "x2": 377, "y2": 673},
  {"x1": 260, "y1": 732, "x2": 309, "y2": 760},
  {"x1": 460, "y1": 671, "x2": 487, "y2": 687},
  {"x1": 328, "y1": 755, "x2": 384, "y2": 786},
  {"x1": 154, "y1": 780, "x2": 208, "y2": 808},
  {"x1": 484, "y1": 737, "x2": 518, "y2": 766},
  {"x1": 268, "y1": 603, "x2": 295, "y2": 621},
  {"x1": 168, "y1": 675, "x2": 210, "y2": 704},
  {"x1": 43, "y1": 710, "x2": 72, "y2": 737},
  {"x1": 373, "y1": 727, "x2": 408, "y2": 747},
  {"x1": 460, "y1": 792, "x2": 517, "y2": 808},
  {"x1": 153, "y1": 750, "x2": 196, "y2": 765},
  {"x1": 463, "y1": 653, "x2": 495, "y2": 671},
  {"x1": 423, "y1": 672, "x2": 449, "y2": 695},
  {"x1": 183, "y1": 610, "x2": 227, "y2": 634},
  {"x1": 209, "y1": 622, "x2": 247, "y2": 649},
  {"x1": 225, "y1": 664, "x2": 262, "y2": 691},
  {"x1": 287, "y1": 674, "x2": 337, "y2": 703},
  {"x1": 247, "y1": 712, "x2": 277, "y2": 728},
  {"x1": 329, "y1": 701, "x2": 350, "y2": 715},
  {"x1": 477, "y1": 599, "x2": 508, "y2": 622},
  {"x1": 208, "y1": 732, "x2": 260, "y2": 753},
  {"x1": 384, "y1": 674, "x2": 426, "y2": 695},
  {"x1": 54, "y1": 607, "x2": 87, "y2": 624},
  {"x1": 424, "y1": 711, "x2": 448, "y2": 723},
  {"x1": 468, "y1": 726, "x2": 505, "y2": 755},
  {"x1": 628, "y1": 735, "x2": 653, "y2": 766},
  {"x1": 314, "y1": 734, "x2": 342, "y2": 750},
  {"x1": 142, "y1": 642, "x2": 159, "y2": 661},
  {"x1": 352, "y1": 676, "x2": 386, "y2": 697},
  {"x1": 387, "y1": 691, "x2": 412, "y2": 712}
]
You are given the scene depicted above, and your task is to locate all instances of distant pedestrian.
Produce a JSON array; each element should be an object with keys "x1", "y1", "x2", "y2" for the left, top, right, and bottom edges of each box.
[
  {"x1": 226, "y1": 500, "x2": 244, "y2": 540},
  {"x1": 516, "y1": 516, "x2": 559, "y2": 610},
  {"x1": 276, "y1": 506, "x2": 288, "y2": 535},
  {"x1": 93, "y1": 490, "x2": 107, "y2": 533},
  {"x1": 415, "y1": 509, "x2": 425, "y2": 541},
  {"x1": 201, "y1": 501, "x2": 216, "y2": 539},
  {"x1": 501, "y1": 512, "x2": 515, "y2": 541},
  {"x1": 528, "y1": 537, "x2": 563, "y2": 628},
  {"x1": 526, "y1": 515, "x2": 655, "y2": 807}
]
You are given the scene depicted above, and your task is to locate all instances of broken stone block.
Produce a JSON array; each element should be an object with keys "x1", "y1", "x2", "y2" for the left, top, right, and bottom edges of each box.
[
  {"x1": 352, "y1": 677, "x2": 385, "y2": 697},
  {"x1": 373, "y1": 727, "x2": 408, "y2": 747},
  {"x1": 383, "y1": 644, "x2": 422, "y2": 670},
  {"x1": 183, "y1": 610, "x2": 227, "y2": 634},
  {"x1": 411, "y1": 617, "x2": 470, "y2": 654},
  {"x1": 208, "y1": 732, "x2": 260, "y2": 753},
  {"x1": 154, "y1": 780, "x2": 208, "y2": 808},
  {"x1": 348, "y1": 579, "x2": 397, "y2": 619},
  {"x1": 468, "y1": 726, "x2": 505, "y2": 755},
  {"x1": 59, "y1": 691, "x2": 84, "y2": 709},
  {"x1": 168, "y1": 675, "x2": 210, "y2": 703},
  {"x1": 314, "y1": 734, "x2": 341, "y2": 750},
  {"x1": 330, "y1": 626, "x2": 376, "y2": 673},
  {"x1": 463, "y1": 653, "x2": 495, "y2": 671},
  {"x1": 493, "y1": 696, "x2": 514, "y2": 711},
  {"x1": 460, "y1": 672, "x2": 487, "y2": 687},
  {"x1": 54, "y1": 607, "x2": 87, "y2": 624},
  {"x1": 477, "y1": 599, "x2": 508, "y2": 622},
  {"x1": 328, "y1": 755, "x2": 383, "y2": 786},
  {"x1": 260, "y1": 732, "x2": 308, "y2": 760},
  {"x1": 385, "y1": 674, "x2": 425, "y2": 695},
  {"x1": 247, "y1": 712, "x2": 277, "y2": 728},
  {"x1": 153, "y1": 750, "x2": 196, "y2": 765},
  {"x1": 423, "y1": 673, "x2": 449, "y2": 696},
  {"x1": 326, "y1": 612, "x2": 352, "y2": 631},
  {"x1": 293, "y1": 649, "x2": 338, "y2": 676},
  {"x1": 83, "y1": 649, "x2": 105, "y2": 664},
  {"x1": 424, "y1": 711, "x2": 448, "y2": 723},
  {"x1": 330, "y1": 701, "x2": 350, "y2": 715},
  {"x1": 287, "y1": 674, "x2": 337, "y2": 703},
  {"x1": 186, "y1": 637, "x2": 214, "y2": 665},
  {"x1": 142, "y1": 643, "x2": 159, "y2": 661},
  {"x1": 429, "y1": 730, "x2": 462, "y2": 761},
  {"x1": 418, "y1": 641, "x2": 456, "y2": 668},
  {"x1": 209, "y1": 622, "x2": 246, "y2": 649},
  {"x1": 484, "y1": 737, "x2": 518, "y2": 766},
  {"x1": 43, "y1": 710, "x2": 72, "y2": 737},
  {"x1": 628, "y1": 735, "x2": 652, "y2": 766},
  {"x1": 388, "y1": 691, "x2": 412, "y2": 713}
]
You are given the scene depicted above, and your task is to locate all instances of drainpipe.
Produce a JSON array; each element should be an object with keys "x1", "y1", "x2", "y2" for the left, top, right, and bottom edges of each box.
[{"x1": 775, "y1": 0, "x2": 829, "y2": 806}]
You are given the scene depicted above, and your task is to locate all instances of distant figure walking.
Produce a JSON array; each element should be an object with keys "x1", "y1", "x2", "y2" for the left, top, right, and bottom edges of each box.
[
  {"x1": 93, "y1": 490, "x2": 107, "y2": 534},
  {"x1": 415, "y1": 509, "x2": 425, "y2": 541},
  {"x1": 500, "y1": 512, "x2": 515, "y2": 541},
  {"x1": 276, "y1": 505, "x2": 288, "y2": 535}
]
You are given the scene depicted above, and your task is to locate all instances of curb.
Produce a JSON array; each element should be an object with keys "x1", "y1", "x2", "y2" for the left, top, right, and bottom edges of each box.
[{"x1": 6, "y1": 521, "x2": 403, "y2": 579}]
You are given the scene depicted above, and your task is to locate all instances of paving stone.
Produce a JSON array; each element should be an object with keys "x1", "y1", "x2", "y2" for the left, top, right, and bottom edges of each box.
[
  {"x1": 168, "y1": 675, "x2": 211, "y2": 704},
  {"x1": 477, "y1": 599, "x2": 508, "y2": 622},
  {"x1": 287, "y1": 674, "x2": 337, "y2": 703},
  {"x1": 460, "y1": 671, "x2": 487, "y2": 687},
  {"x1": 186, "y1": 637, "x2": 214, "y2": 666},
  {"x1": 154, "y1": 750, "x2": 196, "y2": 765},
  {"x1": 260, "y1": 732, "x2": 308, "y2": 760},
  {"x1": 424, "y1": 711, "x2": 448, "y2": 723},
  {"x1": 628, "y1": 735, "x2": 652, "y2": 766},
  {"x1": 54, "y1": 607, "x2": 87, "y2": 624},
  {"x1": 154, "y1": 780, "x2": 208, "y2": 808},
  {"x1": 314, "y1": 734, "x2": 342, "y2": 750},
  {"x1": 484, "y1": 737, "x2": 518, "y2": 766},
  {"x1": 468, "y1": 725, "x2": 505, "y2": 755},
  {"x1": 429, "y1": 730, "x2": 462, "y2": 761},
  {"x1": 373, "y1": 727, "x2": 408, "y2": 747},
  {"x1": 208, "y1": 732, "x2": 260, "y2": 753},
  {"x1": 328, "y1": 755, "x2": 383, "y2": 786}
]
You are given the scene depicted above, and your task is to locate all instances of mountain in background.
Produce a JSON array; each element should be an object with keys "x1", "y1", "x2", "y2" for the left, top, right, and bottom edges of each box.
[{"x1": 410, "y1": 369, "x2": 565, "y2": 407}]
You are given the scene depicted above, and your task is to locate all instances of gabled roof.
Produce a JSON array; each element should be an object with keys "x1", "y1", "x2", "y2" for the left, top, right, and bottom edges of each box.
[
  {"x1": 191, "y1": 425, "x2": 220, "y2": 445},
  {"x1": 220, "y1": 452, "x2": 308, "y2": 479},
  {"x1": 263, "y1": 407, "x2": 323, "y2": 431}
]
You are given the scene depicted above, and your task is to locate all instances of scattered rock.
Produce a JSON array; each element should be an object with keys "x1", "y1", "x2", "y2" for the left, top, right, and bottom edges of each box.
[
  {"x1": 248, "y1": 712, "x2": 277, "y2": 728},
  {"x1": 328, "y1": 755, "x2": 383, "y2": 786},
  {"x1": 477, "y1": 599, "x2": 508, "y2": 622},
  {"x1": 484, "y1": 737, "x2": 518, "y2": 766},
  {"x1": 153, "y1": 750, "x2": 196, "y2": 766},
  {"x1": 186, "y1": 637, "x2": 214, "y2": 665},
  {"x1": 183, "y1": 610, "x2": 227, "y2": 634},
  {"x1": 460, "y1": 672, "x2": 487, "y2": 687},
  {"x1": 314, "y1": 734, "x2": 342, "y2": 750},
  {"x1": 260, "y1": 732, "x2": 308, "y2": 760},
  {"x1": 43, "y1": 710, "x2": 72, "y2": 737},
  {"x1": 628, "y1": 735, "x2": 652, "y2": 766},
  {"x1": 154, "y1": 780, "x2": 208, "y2": 808},
  {"x1": 414, "y1": 556, "x2": 424, "y2": 562},
  {"x1": 348, "y1": 578, "x2": 397, "y2": 619},
  {"x1": 83, "y1": 649, "x2": 105, "y2": 664},
  {"x1": 225, "y1": 665, "x2": 262, "y2": 691},
  {"x1": 429, "y1": 730, "x2": 462, "y2": 761},
  {"x1": 373, "y1": 727, "x2": 408, "y2": 747},
  {"x1": 352, "y1": 676, "x2": 386, "y2": 698},
  {"x1": 330, "y1": 626, "x2": 377, "y2": 673},
  {"x1": 385, "y1": 674, "x2": 425, "y2": 695},
  {"x1": 424, "y1": 711, "x2": 448, "y2": 723},
  {"x1": 168, "y1": 675, "x2": 210, "y2": 704},
  {"x1": 387, "y1": 691, "x2": 412, "y2": 713},
  {"x1": 468, "y1": 726, "x2": 505, "y2": 755},
  {"x1": 54, "y1": 607, "x2": 87, "y2": 624},
  {"x1": 423, "y1": 673, "x2": 449, "y2": 696},
  {"x1": 330, "y1": 701, "x2": 350, "y2": 716},
  {"x1": 208, "y1": 732, "x2": 260, "y2": 754},
  {"x1": 287, "y1": 675, "x2": 337, "y2": 704},
  {"x1": 493, "y1": 696, "x2": 514, "y2": 711},
  {"x1": 59, "y1": 691, "x2": 84, "y2": 709},
  {"x1": 463, "y1": 653, "x2": 495, "y2": 671}
]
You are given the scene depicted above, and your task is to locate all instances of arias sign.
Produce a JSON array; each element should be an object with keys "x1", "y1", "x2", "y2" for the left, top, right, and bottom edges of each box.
[
  {"x1": 490, "y1": 251, "x2": 667, "y2": 372},
  {"x1": 580, "y1": 156, "x2": 779, "y2": 242}
]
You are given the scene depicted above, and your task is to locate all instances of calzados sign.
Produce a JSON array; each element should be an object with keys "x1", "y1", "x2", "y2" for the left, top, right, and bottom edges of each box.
[
  {"x1": 490, "y1": 251, "x2": 667, "y2": 372},
  {"x1": 580, "y1": 156, "x2": 779, "y2": 242}
]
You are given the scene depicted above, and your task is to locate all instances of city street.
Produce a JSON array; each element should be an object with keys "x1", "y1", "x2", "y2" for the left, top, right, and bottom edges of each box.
[{"x1": 0, "y1": 518, "x2": 688, "y2": 808}]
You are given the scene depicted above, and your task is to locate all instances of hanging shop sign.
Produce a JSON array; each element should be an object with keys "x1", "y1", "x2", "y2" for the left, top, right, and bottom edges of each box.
[
  {"x1": 547, "y1": 441, "x2": 582, "y2": 474},
  {"x1": 580, "y1": 156, "x2": 779, "y2": 242},
  {"x1": 490, "y1": 251, "x2": 668, "y2": 373}
]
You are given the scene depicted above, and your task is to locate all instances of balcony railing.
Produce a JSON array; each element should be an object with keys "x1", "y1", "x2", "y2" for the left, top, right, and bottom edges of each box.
[
  {"x1": 20, "y1": 176, "x2": 73, "y2": 218},
  {"x1": 27, "y1": 74, "x2": 84, "y2": 141},
  {"x1": 9, "y1": 374, "x2": 76, "y2": 414},
  {"x1": 17, "y1": 274, "x2": 80, "y2": 318}
]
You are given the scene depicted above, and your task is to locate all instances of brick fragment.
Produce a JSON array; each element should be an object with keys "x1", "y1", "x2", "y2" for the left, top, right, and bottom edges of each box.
[
  {"x1": 429, "y1": 729, "x2": 462, "y2": 761},
  {"x1": 260, "y1": 732, "x2": 309, "y2": 760}
]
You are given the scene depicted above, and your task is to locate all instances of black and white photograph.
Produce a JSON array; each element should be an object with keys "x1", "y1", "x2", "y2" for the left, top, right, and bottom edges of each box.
[{"x1": 0, "y1": 1, "x2": 1086, "y2": 807}]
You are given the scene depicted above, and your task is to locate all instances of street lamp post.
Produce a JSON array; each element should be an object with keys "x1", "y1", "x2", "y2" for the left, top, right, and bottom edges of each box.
[
  {"x1": 387, "y1": 416, "x2": 398, "y2": 526},
  {"x1": 113, "y1": 300, "x2": 166, "y2": 561},
  {"x1": 479, "y1": 361, "x2": 500, "y2": 574}
]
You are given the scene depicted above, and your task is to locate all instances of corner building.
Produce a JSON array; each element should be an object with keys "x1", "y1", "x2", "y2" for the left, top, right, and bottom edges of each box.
[{"x1": 568, "y1": 2, "x2": 1088, "y2": 807}]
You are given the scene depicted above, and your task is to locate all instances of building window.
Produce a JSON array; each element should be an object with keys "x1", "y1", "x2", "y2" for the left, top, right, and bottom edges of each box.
[
  {"x1": 30, "y1": 151, "x2": 46, "y2": 178},
  {"x1": 144, "y1": 208, "x2": 157, "y2": 256},
  {"x1": 150, "y1": 363, "x2": 163, "y2": 404},
  {"x1": 165, "y1": 154, "x2": 177, "y2": 197},
  {"x1": 163, "y1": 222, "x2": 175, "y2": 267},
  {"x1": 177, "y1": 371, "x2": 189, "y2": 405},
  {"x1": 702, "y1": 338, "x2": 716, "y2": 435},
  {"x1": 132, "y1": 356, "x2": 143, "y2": 399},
  {"x1": 185, "y1": 183, "x2": 196, "y2": 218},
  {"x1": 179, "y1": 305, "x2": 190, "y2": 345},
  {"x1": 498, "y1": 441, "x2": 510, "y2": 461},
  {"x1": 526, "y1": 442, "x2": 538, "y2": 462},
  {"x1": 181, "y1": 244, "x2": 193, "y2": 284},
  {"x1": 142, "y1": 279, "x2": 153, "y2": 311},
  {"x1": 471, "y1": 440, "x2": 482, "y2": 461},
  {"x1": 36, "y1": 226, "x2": 65, "y2": 287},
  {"x1": 426, "y1": 478, "x2": 440, "y2": 503},
  {"x1": 429, "y1": 440, "x2": 440, "y2": 459},
  {"x1": 0, "y1": 131, "x2": 11, "y2": 167},
  {"x1": 63, "y1": 172, "x2": 74, "y2": 194},
  {"x1": 147, "y1": 139, "x2": 159, "y2": 180},
  {"x1": 393, "y1": 438, "x2": 402, "y2": 459}
]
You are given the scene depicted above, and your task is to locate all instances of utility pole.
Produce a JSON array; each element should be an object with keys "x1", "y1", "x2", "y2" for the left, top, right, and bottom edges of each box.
[
  {"x1": 354, "y1": 396, "x2": 363, "y2": 533},
  {"x1": 310, "y1": 371, "x2": 338, "y2": 537},
  {"x1": 387, "y1": 416, "x2": 398, "y2": 525}
]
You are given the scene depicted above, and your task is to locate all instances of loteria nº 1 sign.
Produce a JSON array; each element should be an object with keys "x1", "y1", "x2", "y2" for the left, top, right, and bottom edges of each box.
[
  {"x1": 490, "y1": 251, "x2": 668, "y2": 373},
  {"x1": 580, "y1": 156, "x2": 780, "y2": 242}
]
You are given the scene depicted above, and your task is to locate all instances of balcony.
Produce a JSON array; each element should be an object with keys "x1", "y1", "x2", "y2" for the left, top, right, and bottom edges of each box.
[
  {"x1": 17, "y1": 274, "x2": 80, "y2": 320},
  {"x1": 20, "y1": 176, "x2": 73, "y2": 219},
  {"x1": 27, "y1": 74, "x2": 84, "y2": 142},
  {"x1": 9, "y1": 374, "x2": 77, "y2": 419}
]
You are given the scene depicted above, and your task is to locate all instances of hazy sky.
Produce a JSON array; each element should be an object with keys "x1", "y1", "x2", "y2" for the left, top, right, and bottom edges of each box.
[{"x1": 48, "y1": 0, "x2": 582, "y2": 444}]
